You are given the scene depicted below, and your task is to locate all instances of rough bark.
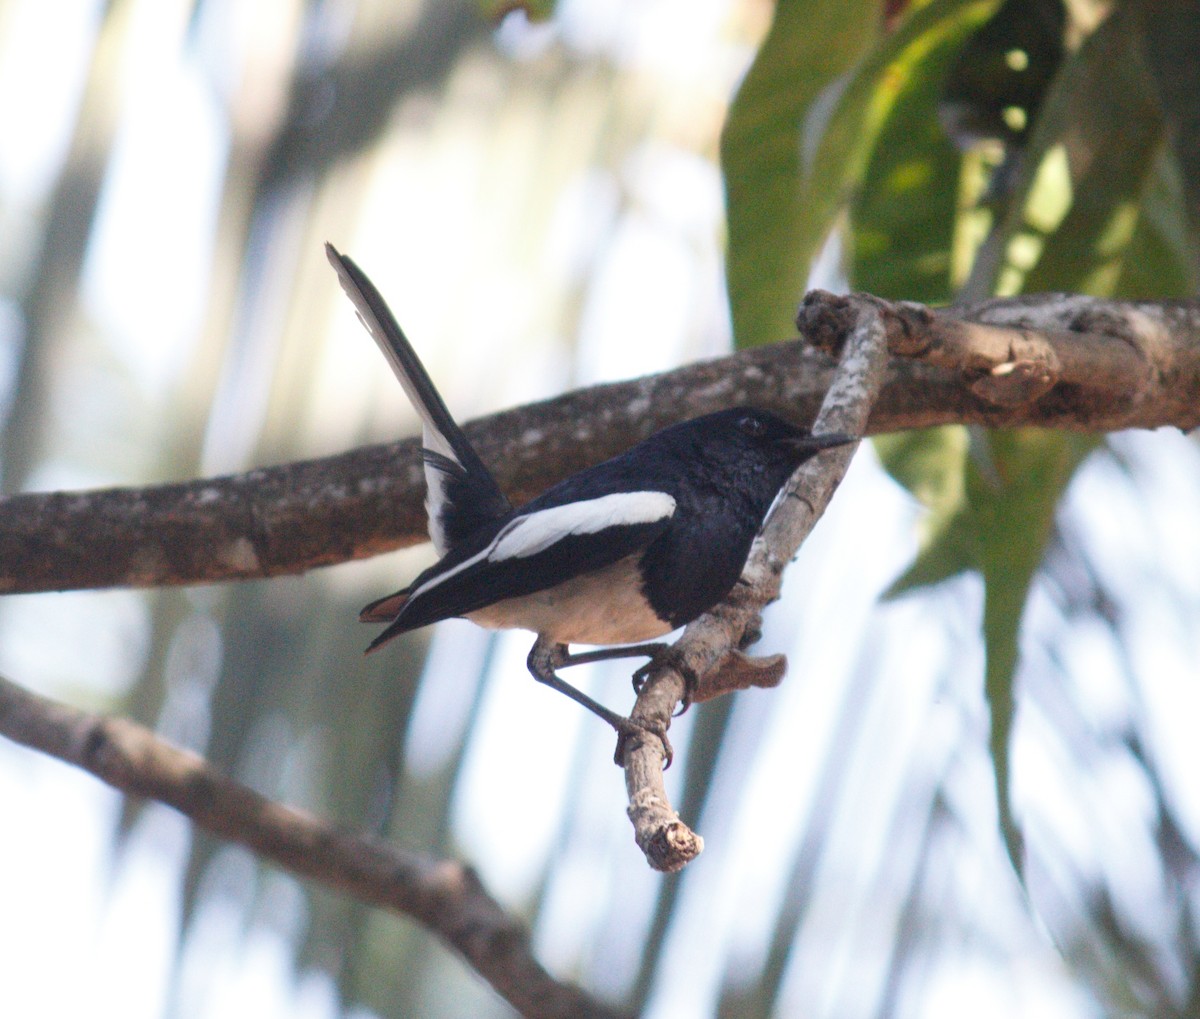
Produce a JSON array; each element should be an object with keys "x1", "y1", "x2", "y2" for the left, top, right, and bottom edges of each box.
[{"x1": 2, "y1": 293, "x2": 1197, "y2": 596}]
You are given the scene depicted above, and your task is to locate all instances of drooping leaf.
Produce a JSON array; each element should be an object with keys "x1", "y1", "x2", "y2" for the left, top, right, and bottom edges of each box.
[
  {"x1": 870, "y1": 4, "x2": 1186, "y2": 879},
  {"x1": 967, "y1": 429, "x2": 1097, "y2": 870},
  {"x1": 964, "y1": 9, "x2": 1175, "y2": 873},
  {"x1": 848, "y1": 3, "x2": 990, "y2": 303},
  {"x1": 875, "y1": 427, "x2": 975, "y2": 594},
  {"x1": 723, "y1": 0, "x2": 1005, "y2": 349},
  {"x1": 1113, "y1": 144, "x2": 1199, "y2": 299},
  {"x1": 882, "y1": 425, "x2": 1095, "y2": 873},
  {"x1": 721, "y1": 0, "x2": 880, "y2": 350}
]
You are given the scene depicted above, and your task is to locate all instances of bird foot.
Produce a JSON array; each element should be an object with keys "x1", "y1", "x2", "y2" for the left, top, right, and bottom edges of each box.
[
  {"x1": 527, "y1": 638, "x2": 673, "y2": 766},
  {"x1": 613, "y1": 714, "x2": 674, "y2": 768},
  {"x1": 631, "y1": 646, "x2": 699, "y2": 715}
]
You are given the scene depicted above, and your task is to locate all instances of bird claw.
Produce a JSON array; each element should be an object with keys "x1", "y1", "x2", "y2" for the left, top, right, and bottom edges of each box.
[
  {"x1": 631, "y1": 660, "x2": 653, "y2": 695},
  {"x1": 613, "y1": 715, "x2": 673, "y2": 768},
  {"x1": 631, "y1": 647, "x2": 698, "y2": 716}
]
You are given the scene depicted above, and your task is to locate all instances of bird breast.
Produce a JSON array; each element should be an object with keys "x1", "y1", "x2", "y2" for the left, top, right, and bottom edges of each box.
[{"x1": 465, "y1": 554, "x2": 672, "y2": 646}]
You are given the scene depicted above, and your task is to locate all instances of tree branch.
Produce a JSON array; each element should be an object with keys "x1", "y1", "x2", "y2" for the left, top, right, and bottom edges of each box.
[
  {"x1": 3, "y1": 291, "x2": 1194, "y2": 883},
  {"x1": 2, "y1": 293, "x2": 1197, "y2": 596},
  {"x1": 620, "y1": 296, "x2": 890, "y2": 872},
  {"x1": 0, "y1": 672, "x2": 626, "y2": 1019}
]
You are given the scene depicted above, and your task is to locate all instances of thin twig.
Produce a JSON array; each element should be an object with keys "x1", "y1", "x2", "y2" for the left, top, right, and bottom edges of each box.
[
  {"x1": 0, "y1": 672, "x2": 627, "y2": 1019},
  {"x1": 619, "y1": 297, "x2": 890, "y2": 872}
]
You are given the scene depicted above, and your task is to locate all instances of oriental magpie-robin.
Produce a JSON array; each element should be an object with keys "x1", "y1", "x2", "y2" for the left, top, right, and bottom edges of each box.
[{"x1": 327, "y1": 243, "x2": 854, "y2": 746}]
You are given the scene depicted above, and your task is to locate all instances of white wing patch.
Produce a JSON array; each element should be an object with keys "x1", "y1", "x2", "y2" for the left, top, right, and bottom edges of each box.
[
  {"x1": 491, "y1": 491, "x2": 676, "y2": 560},
  {"x1": 409, "y1": 491, "x2": 676, "y2": 600}
]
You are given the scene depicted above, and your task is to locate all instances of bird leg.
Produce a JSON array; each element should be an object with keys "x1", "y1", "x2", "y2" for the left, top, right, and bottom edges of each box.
[
  {"x1": 556, "y1": 642, "x2": 669, "y2": 670},
  {"x1": 526, "y1": 637, "x2": 673, "y2": 765},
  {"x1": 555, "y1": 640, "x2": 700, "y2": 714},
  {"x1": 631, "y1": 645, "x2": 699, "y2": 713}
]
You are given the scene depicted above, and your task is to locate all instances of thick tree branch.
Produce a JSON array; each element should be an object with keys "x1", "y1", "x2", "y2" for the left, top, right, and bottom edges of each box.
[
  {"x1": 2, "y1": 293, "x2": 1197, "y2": 596},
  {"x1": 620, "y1": 297, "x2": 889, "y2": 872},
  {"x1": 0, "y1": 672, "x2": 625, "y2": 1019}
]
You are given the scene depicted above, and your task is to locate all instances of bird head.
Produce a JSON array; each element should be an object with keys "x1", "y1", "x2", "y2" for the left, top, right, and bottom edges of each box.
[
  {"x1": 653, "y1": 407, "x2": 856, "y2": 504},
  {"x1": 714, "y1": 408, "x2": 856, "y2": 464}
]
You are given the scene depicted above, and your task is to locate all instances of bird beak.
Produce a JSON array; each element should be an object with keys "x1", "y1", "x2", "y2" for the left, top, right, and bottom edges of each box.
[{"x1": 796, "y1": 432, "x2": 857, "y2": 451}]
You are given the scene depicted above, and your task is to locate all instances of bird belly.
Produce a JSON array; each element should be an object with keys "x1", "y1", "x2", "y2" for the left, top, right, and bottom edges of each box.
[{"x1": 465, "y1": 554, "x2": 671, "y2": 646}]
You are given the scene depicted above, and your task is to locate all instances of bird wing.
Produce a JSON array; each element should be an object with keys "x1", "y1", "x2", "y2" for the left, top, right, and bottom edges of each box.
[
  {"x1": 359, "y1": 589, "x2": 410, "y2": 623},
  {"x1": 364, "y1": 489, "x2": 676, "y2": 651},
  {"x1": 326, "y1": 244, "x2": 511, "y2": 552}
]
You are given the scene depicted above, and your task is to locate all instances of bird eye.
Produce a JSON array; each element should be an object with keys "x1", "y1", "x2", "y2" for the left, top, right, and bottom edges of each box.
[{"x1": 737, "y1": 414, "x2": 766, "y2": 437}]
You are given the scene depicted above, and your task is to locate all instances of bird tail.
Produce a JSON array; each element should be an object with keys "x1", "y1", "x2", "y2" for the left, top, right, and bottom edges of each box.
[
  {"x1": 359, "y1": 589, "x2": 410, "y2": 624},
  {"x1": 326, "y1": 243, "x2": 511, "y2": 552}
]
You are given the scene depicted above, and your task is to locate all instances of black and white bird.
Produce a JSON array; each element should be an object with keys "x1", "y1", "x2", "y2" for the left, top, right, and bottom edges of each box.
[{"x1": 327, "y1": 243, "x2": 854, "y2": 744}]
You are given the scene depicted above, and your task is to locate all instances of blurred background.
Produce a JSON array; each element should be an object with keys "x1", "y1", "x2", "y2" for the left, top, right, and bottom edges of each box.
[{"x1": 1, "y1": 1, "x2": 1199, "y2": 1017}]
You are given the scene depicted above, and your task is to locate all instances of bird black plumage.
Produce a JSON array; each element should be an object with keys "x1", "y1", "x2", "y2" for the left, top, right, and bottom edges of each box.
[{"x1": 327, "y1": 244, "x2": 854, "y2": 744}]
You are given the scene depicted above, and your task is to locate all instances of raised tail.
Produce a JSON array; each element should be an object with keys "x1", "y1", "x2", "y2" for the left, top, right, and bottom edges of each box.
[{"x1": 326, "y1": 244, "x2": 511, "y2": 551}]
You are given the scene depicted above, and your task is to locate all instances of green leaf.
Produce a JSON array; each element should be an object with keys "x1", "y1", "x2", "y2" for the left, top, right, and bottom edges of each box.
[
  {"x1": 722, "y1": 0, "x2": 1001, "y2": 349},
  {"x1": 884, "y1": 427, "x2": 1096, "y2": 872},
  {"x1": 966, "y1": 429, "x2": 1097, "y2": 871},
  {"x1": 721, "y1": 0, "x2": 880, "y2": 350},
  {"x1": 848, "y1": 7, "x2": 989, "y2": 303},
  {"x1": 877, "y1": 7, "x2": 1184, "y2": 878},
  {"x1": 937, "y1": 0, "x2": 1065, "y2": 151},
  {"x1": 476, "y1": 0, "x2": 557, "y2": 22},
  {"x1": 1113, "y1": 144, "x2": 1200, "y2": 299},
  {"x1": 972, "y1": 6, "x2": 1164, "y2": 297},
  {"x1": 956, "y1": 10, "x2": 1176, "y2": 871},
  {"x1": 875, "y1": 426, "x2": 974, "y2": 595},
  {"x1": 1136, "y1": 0, "x2": 1200, "y2": 280},
  {"x1": 803, "y1": 0, "x2": 1001, "y2": 264}
]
